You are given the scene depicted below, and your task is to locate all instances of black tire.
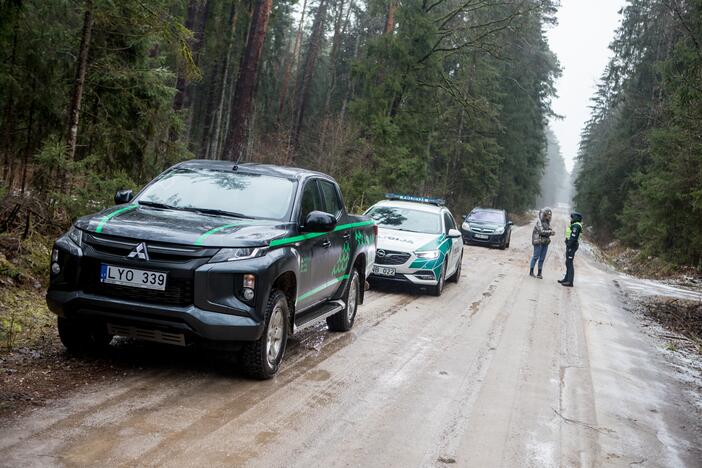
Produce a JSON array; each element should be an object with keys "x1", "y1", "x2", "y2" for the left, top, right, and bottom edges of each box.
[
  {"x1": 327, "y1": 269, "x2": 361, "y2": 332},
  {"x1": 241, "y1": 290, "x2": 289, "y2": 379},
  {"x1": 57, "y1": 317, "x2": 112, "y2": 352},
  {"x1": 449, "y1": 251, "x2": 463, "y2": 283},
  {"x1": 506, "y1": 234, "x2": 511, "y2": 248},
  {"x1": 430, "y1": 261, "x2": 446, "y2": 296}
]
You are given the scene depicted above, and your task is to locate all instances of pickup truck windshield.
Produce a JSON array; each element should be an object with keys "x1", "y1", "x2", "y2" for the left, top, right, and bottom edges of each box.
[
  {"x1": 366, "y1": 206, "x2": 442, "y2": 234},
  {"x1": 137, "y1": 168, "x2": 295, "y2": 220}
]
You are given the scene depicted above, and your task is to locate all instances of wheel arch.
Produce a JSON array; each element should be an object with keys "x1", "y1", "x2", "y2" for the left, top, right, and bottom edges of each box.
[{"x1": 272, "y1": 271, "x2": 297, "y2": 332}]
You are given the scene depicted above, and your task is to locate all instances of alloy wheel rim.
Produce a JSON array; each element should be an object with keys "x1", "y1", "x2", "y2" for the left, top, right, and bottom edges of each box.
[{"x1": 266, "y1": 303, "x2": 284, "y2": 367}]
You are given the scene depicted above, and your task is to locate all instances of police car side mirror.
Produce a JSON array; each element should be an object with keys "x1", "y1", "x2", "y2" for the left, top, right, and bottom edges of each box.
[
  {"x1": 114, "y1": 189, "x2": 133, "y2": 205},
  {"x1": 448, "y1": 229, "x2": 462, "y2": 239},
  {"x1": 303, "y1": 211, "x2": 337, "y2": 232}
]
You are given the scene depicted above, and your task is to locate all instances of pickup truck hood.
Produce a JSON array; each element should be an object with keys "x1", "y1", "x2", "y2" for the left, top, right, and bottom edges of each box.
[
  {"x1": 376, "y1": 227, "x2": 444, "y2": 253},
  {"x1": 76, "y1": 205, "x2": 292, "y2": 248}
]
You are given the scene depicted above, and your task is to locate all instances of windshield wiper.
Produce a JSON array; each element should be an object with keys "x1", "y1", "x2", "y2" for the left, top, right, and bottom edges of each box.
[
  {"x1": 138, "y1": 200, "x2": 179, "y2": 210},
  {"x1": 184, "y1": 207, "x2": 254, "y2": 219}
]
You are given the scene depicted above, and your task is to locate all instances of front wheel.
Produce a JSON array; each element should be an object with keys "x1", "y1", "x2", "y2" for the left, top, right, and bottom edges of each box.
[
  {"x1": 327, "y1": 269, "x2": 360, "y2": 332},
  {"x1": 430, "y1": 262, "x2": 446, "y2": 296},
  {"x1": 57, "y1": 317, "x2": 112, "y2": 352},
  {"x1": 241, "y1": 290, "x2": 289, "y2": 379}
]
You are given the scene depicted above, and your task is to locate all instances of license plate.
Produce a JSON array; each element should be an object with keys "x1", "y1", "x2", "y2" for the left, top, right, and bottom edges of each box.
[
  {"x1": 475, "y1": 234, "x2": 489, "y2": 239},
  {"x1": 373, "y1": 265, "x2": 396, "y2": 277},
  {"x1": 100, "y1": 264, "x2": 167, "y2": 291}
]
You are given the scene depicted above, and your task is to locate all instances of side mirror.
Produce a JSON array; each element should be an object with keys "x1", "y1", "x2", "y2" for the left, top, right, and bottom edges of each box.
[
  {"x1": 448, "y1": 228, "x2": 462, "y2": 239},
  {"x1": 114, "y1": 189, "x2": 133, "y2": 205},
  {"x1": 507, "y1": 221, "x2": 513, "y2": 226},
  {"x1": 303, "y1": 211, "x2": 337, "y2": 232}
]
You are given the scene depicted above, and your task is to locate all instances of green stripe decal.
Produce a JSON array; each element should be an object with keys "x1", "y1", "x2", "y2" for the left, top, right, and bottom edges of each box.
[
  {"x1": 297, "y1": 274, "x2": 349, "y2": 302},
  {"x1": 95, "y1": 204, "x2": 138, "y2": 233},
  {"x1": 269, "y1": 220, "x2": 375, "y2": 248},
  {"x1": 194, "y1": 223, "x2": 250, "y2": 246}
]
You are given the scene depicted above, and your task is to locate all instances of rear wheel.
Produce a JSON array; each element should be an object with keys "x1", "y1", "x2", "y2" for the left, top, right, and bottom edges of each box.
[
  {"x1": 57, "y1": 317, "x2": 112, "y2": 352},
  {"x1": 241, "y1": 290, "x2": 289, "y2": 379},
  {"x1": 449, "y1": 252, "x2": 463, "y2": 283},
  {"x1": 327, "y1": 269, "x2": 360, "y2": 332},
  {"x1": 430, "y1": 261, "x2": 446, "y2": 296}
]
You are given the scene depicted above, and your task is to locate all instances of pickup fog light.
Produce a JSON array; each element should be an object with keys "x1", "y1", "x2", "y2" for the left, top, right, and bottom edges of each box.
[
  {"x1": 415, "y1": 250, "x2": 439, "y2": 260},
  {"x1": 241, "y1": 274, "x2": 256, "y2": 302},
  {"x1": 51, "y1": 248, "x2": 59, "y2": 263},
  {"x1": 51, "y1": 263, "x2": 61, "y2": 274}
]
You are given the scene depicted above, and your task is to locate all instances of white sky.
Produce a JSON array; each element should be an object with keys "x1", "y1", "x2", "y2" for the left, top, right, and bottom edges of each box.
[{"x1": 546, "y1": 0, "x2": 627, "y2": 172}]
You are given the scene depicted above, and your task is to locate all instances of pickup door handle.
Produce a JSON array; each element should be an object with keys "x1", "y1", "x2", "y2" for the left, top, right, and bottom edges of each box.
[{"x1": 321, "y1": 240, "x2": 332, "y2": 248}]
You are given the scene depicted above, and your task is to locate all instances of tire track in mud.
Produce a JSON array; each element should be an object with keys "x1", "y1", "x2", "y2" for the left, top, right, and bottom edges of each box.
[{"x1": 1, "y1": 290, "x2": 420, "y2": 464}]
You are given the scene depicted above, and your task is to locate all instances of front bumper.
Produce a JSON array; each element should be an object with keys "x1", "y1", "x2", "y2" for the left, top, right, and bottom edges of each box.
[
  {"x1": 369, "y1": 272, "x2": 438, "y2": 286},
  {"x1": 461, "y1": 230, "x2": 505, "y2": 246},
  {"x1": 47, "y1": 290, "x2": 264, "y2": 342},
  {"x1": 46, "y1": 233, "x2": 292, "y2": 343}
]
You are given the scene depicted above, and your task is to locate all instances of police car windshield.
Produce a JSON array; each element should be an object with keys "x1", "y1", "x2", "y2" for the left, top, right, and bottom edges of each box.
[
  {"x1": 468, "y1": 210, "x2": 504, "y2": 224},
  {"x1": 366, "y1": 206, "x2": 442, "y2": 234},
  {"x1": 137, "y1": 168, "x2": 296, "y2": 220}
]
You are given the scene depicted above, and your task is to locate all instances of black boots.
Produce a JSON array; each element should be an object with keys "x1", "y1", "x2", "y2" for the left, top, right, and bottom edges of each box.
[
  {"x1": 529, "y1": 268, "x2": 535, "y2": 277},
  {"x1": 537, "y1": 269, "x2": 543, "y2": 279}
]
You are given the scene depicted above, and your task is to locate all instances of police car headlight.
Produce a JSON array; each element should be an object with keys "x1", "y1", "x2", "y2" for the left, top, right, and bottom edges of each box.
[
  {"x1": 462, "y1": 222, "x2": 471, "y2": 231},
  {"x1": 67, "y1": 226, "x2": 83, "y2": 247},
  {"x1": 494, "y1": 226, "x2": 505, "y2": 235},
  {"x1": 415, "y1": 250, "x2": 440, "y2": 260},
  {"x1": 210, "y1": 247, "x2": 267, "y2": 263}
]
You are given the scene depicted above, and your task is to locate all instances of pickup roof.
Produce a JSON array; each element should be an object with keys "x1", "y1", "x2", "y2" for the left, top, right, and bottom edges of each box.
[{"x1": 47, "y1": 160, "x2": 376, "y2": 378}]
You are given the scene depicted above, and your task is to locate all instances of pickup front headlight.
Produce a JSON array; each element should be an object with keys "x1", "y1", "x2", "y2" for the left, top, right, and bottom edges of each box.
[
  {"x1": 415, "y1": 250, "x2": 440, "y2": 260},
  {"x1": 209, "y1": 247, "x2": 267, "y2": 263},
  {"x1": 67, "y1": 225, "x2": 83, "y2": 247}
]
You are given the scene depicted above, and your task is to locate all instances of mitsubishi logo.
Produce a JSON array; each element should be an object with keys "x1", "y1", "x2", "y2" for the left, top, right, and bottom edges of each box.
[{"x1": 128, "y1": 242, "x2": 150, "y2": 261}]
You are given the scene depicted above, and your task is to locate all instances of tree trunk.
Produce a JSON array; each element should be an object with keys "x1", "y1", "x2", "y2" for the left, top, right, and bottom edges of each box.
[
  {"x1": 1, "y1": 22, "x2": 18, "y2": 185},
  {"x1": 222, "y1": 0, "x2": 273, "y2": 162},
  {"x1": 185, "y1": 0, "x2": 212, "y2": 142},
  {"x1": 291, "y1": 0, "x2": 328, "y2": 152},
  {"x1": 277, "y1": 0, "x2": 308, "y2": 121},
  {"x1": 66, "y1": 0, "x2": 94, "y2": 162},
  {"x1": 384, "y1": 0, "x2": 397, "y2": 34},
  {"x1": 173, "y1": 0, "x2": 200, "y2": 114},
  {"x1": 209, "y1": 2, "x2": 240, "y2": 160}
]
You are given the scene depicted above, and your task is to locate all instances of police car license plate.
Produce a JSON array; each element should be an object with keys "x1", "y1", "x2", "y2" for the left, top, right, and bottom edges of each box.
[
  {"x1": 100, "y1": 264, "x2": 167, "y2": 291},
  {"x1": 373, "y1": 265, "x2": 396, "y2": 277}
]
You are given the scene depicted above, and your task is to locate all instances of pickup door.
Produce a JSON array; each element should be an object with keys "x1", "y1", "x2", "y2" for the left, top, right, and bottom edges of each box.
[{"x1": 295, "y1": 178, "x2": 344, "y2": 311}]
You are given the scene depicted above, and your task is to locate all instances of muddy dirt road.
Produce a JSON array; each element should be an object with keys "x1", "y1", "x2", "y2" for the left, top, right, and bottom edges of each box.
[{"x1": 1, "y1": 213, "x2": 700, "y2": 467}]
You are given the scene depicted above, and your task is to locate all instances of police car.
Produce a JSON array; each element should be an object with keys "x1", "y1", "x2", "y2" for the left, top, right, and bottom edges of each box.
[{"x1": 364, "y1": 194, "x2": 463, "y2": 296}]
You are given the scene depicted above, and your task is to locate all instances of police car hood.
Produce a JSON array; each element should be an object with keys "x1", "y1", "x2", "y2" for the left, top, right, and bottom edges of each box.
[
  {"x1": 76, "y1": 205, "x2": 291, "y2": 248},
  {"x1": 376, "y1": 227, "x2": 443, "y2": 253}
]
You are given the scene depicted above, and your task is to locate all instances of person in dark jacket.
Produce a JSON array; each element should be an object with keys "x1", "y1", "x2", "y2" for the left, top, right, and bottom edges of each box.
[
  {"x1": 559, "y1": 212, "x2": 583, "y2": 287},
  {"x1": 529, "y1": 208, "x2": 554, "y2": 279}
]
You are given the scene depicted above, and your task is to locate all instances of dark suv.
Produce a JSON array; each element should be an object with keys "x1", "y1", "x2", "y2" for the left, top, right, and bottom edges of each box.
[
  {"x1": 47, "y1": 160, "x2": 376, "y2": 378},
  {"x1": 460, "y1": 208, "x2": 512, "y2": 249}
]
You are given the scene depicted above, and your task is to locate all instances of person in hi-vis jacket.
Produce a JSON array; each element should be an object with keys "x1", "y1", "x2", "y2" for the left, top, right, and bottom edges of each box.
[{"x1": 558, "y1": 212, "x2": 583, "y2": 287}]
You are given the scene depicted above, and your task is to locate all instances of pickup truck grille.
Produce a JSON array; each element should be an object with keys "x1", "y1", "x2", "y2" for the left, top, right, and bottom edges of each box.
[
  {"x1": 375, "y1": 250, "x2": 411, "y2": 265},
  {"x1": 80, "y1": 259, "x2": 194, "y2": 307}
]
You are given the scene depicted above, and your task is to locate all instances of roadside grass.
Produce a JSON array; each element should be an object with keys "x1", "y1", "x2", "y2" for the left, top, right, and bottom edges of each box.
[{"x1": 643, "y1": 297, "x2": 702, "y2": 353}]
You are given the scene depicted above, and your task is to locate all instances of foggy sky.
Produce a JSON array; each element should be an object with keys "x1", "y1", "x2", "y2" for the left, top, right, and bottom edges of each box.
[{"x1": 547, "y1": 0, "x2": 628, "y2": 172}]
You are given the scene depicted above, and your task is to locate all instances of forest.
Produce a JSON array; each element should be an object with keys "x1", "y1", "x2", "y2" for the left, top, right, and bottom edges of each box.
[
  {"x1": 575, "y1": 0, "x2": 702, "y2": 267},
  {"x1": 0, "y1": 0, "x2": 560, "y2": 235}
]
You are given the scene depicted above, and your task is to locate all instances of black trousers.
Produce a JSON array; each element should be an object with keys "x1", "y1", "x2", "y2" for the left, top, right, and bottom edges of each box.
[{"x1": 564, "y1": 243, "x2": 579, "y2": 284}]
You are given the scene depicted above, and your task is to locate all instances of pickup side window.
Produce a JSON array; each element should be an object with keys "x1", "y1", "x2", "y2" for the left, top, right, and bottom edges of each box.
[
  {"x1": 299, "y1": 179, "x2": 322, "y2": 223},
  {"x1": 318, "y1": 180, "x2": 343, "y2": 218}
]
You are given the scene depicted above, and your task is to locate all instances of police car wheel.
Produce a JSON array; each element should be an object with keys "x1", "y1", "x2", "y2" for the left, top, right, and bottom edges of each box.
[
  {"x1": 449, "y1": 252, "x2": 462, "y2": 283},
  {"x1": 430, "y1": 262, "x2": 446, "y2": 296}
]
